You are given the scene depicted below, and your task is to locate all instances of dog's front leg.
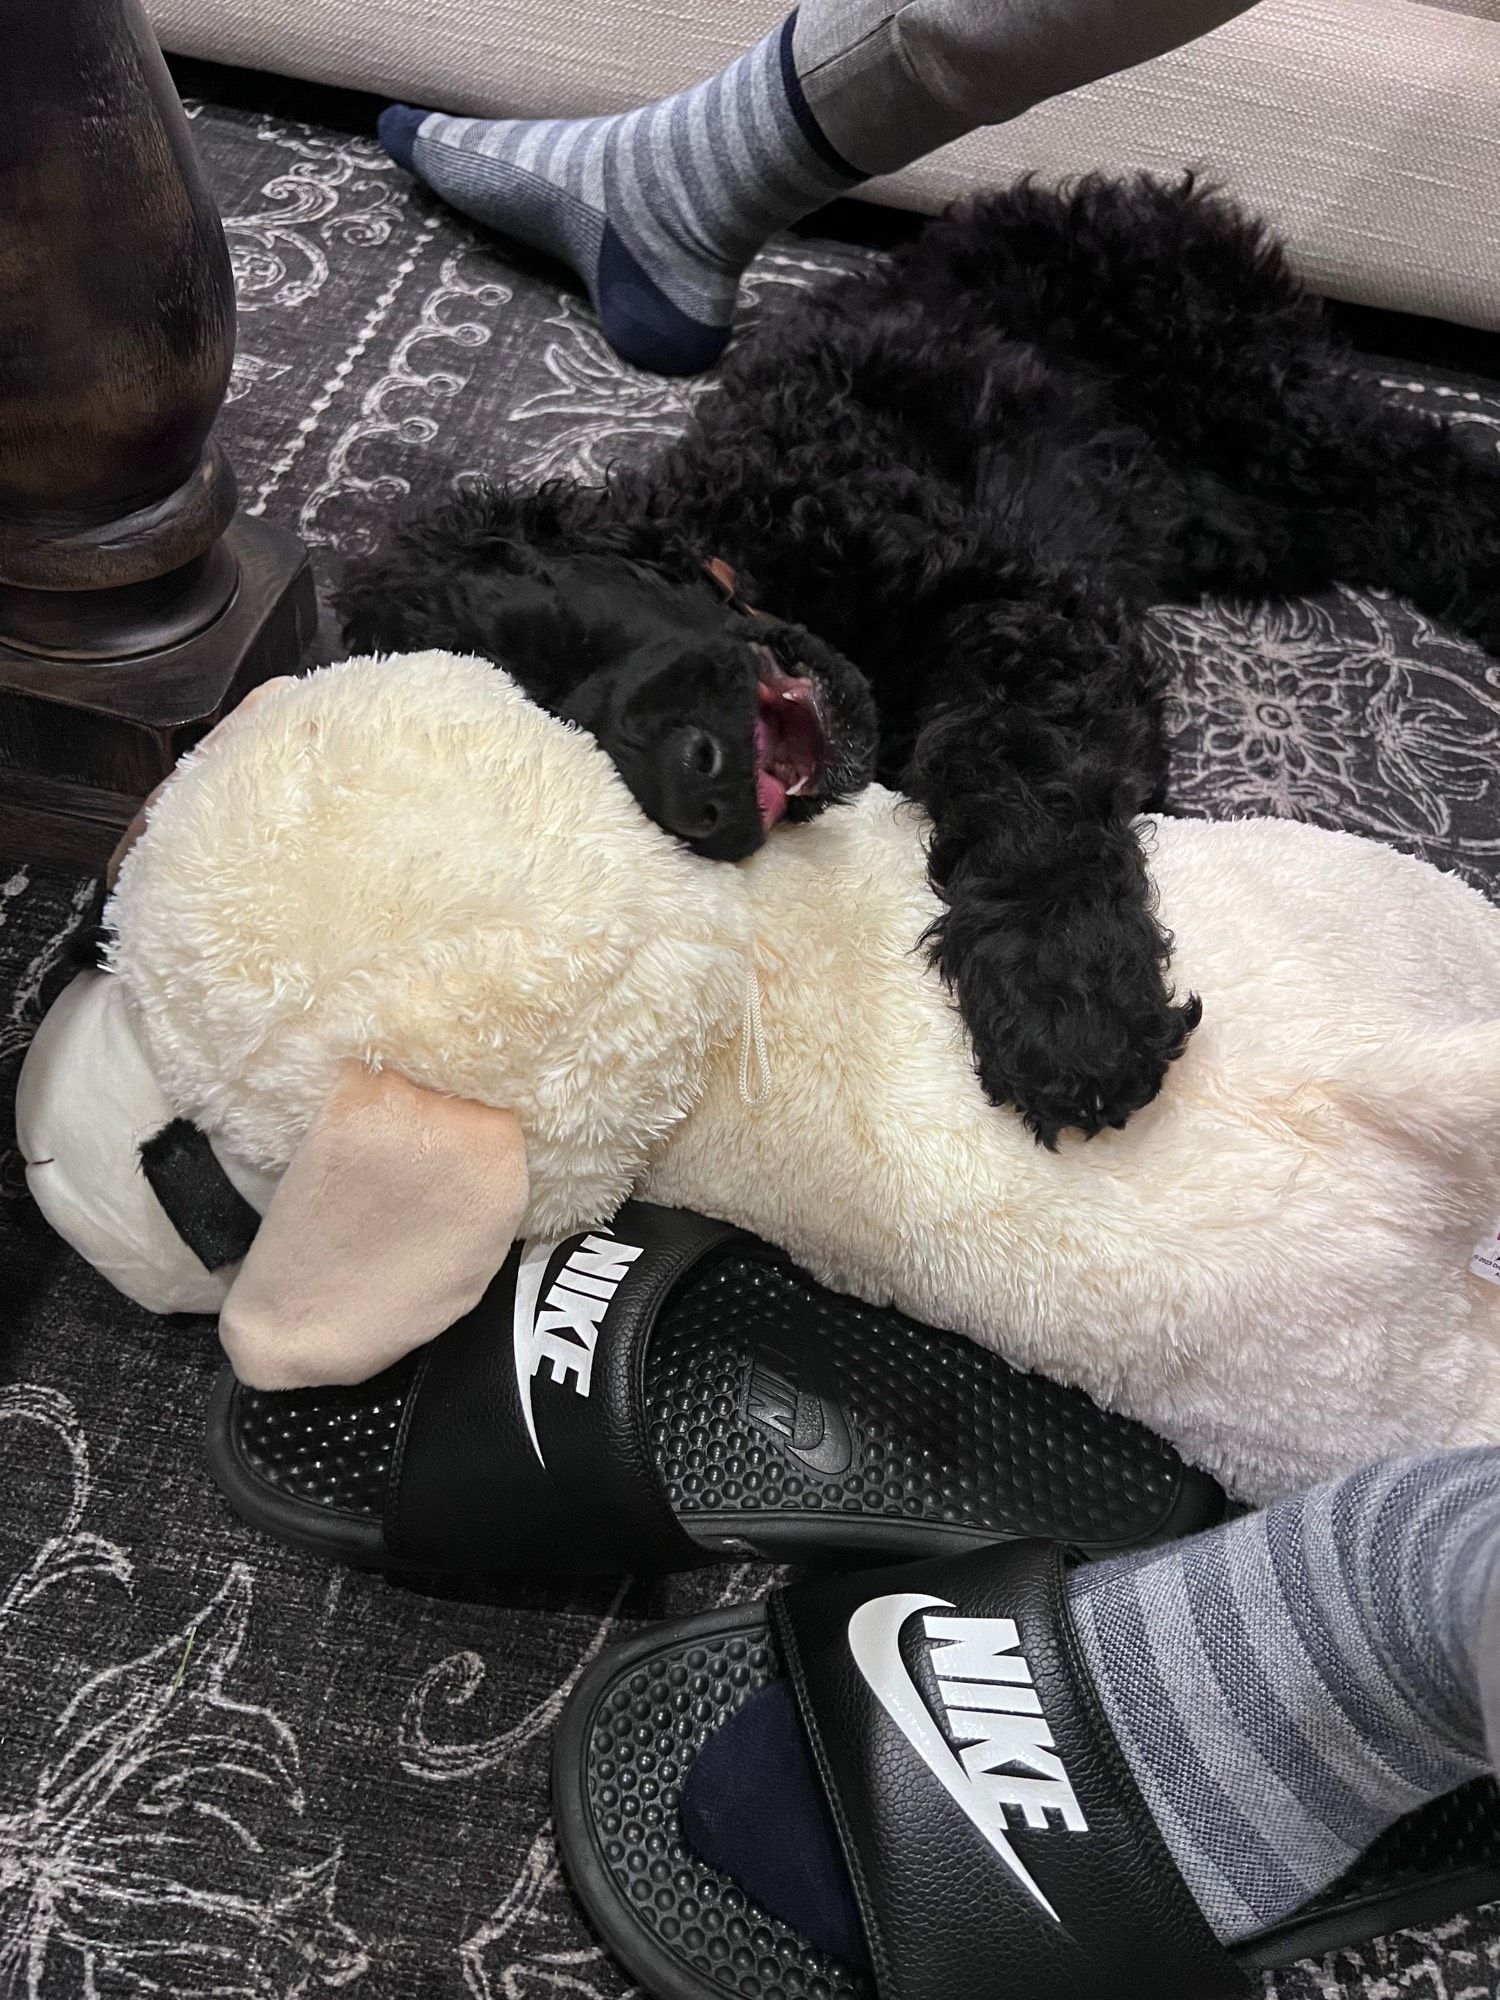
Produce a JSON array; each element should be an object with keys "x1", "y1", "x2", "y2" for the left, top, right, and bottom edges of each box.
[{"x1": 904, "y1": 605, "x2": 1199, "y2": 1146}]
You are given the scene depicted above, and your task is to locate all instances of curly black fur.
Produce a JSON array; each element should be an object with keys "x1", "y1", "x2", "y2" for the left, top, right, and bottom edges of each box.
[{"x1": 341, "y1": 175, "x2": 1500, "y2": 1146}]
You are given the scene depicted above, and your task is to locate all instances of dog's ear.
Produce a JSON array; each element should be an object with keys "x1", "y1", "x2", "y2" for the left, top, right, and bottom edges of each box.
[
  {"x1": 337, "y1": 479, "x2": 598, "y2": 660},
  {"x1": 219, "y1": 1062, "x2": 529, "y2": 1390}
]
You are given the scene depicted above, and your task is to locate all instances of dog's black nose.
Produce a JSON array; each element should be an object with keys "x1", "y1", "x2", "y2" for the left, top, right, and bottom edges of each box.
[{"x1": 657, "y1": 725, "x2": 728, "y2": 842}]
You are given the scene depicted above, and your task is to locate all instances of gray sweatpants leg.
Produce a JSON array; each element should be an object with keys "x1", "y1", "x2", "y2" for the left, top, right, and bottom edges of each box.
[{"x1": 794, "y1": 0, "x2": 1263, "y2": 174}]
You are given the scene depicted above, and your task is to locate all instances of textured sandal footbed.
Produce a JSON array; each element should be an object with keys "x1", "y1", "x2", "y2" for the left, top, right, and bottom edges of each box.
[
  {"x1": 208, "y1": 1248, "x2": 1224, "y2": 1570},
  {"x1": 551, "y1": 1606, "x2": 1500, "y2": 2000}
]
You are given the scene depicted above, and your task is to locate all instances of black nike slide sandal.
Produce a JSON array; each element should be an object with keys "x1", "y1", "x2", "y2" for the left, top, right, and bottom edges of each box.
[
  {"x1": 552, "y1": 1540, "x2": 1500, "y2": 2000},
  {"x1": 206, "y1": 1200, "x2": 1224, "y2": 1576}
]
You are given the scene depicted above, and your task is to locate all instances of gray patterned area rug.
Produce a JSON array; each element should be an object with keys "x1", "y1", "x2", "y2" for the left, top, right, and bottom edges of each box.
[{"x1": 1, "y1": 84, "x2": 1499, "y2": 1999}]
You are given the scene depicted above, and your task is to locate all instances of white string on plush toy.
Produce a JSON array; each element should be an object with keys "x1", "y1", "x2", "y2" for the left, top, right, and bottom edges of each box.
[{"x1": 738, "y1": 967, "x2": 771, "y2": 1106}]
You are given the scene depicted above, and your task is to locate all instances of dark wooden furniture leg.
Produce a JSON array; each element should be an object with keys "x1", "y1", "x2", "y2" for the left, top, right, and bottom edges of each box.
[{"x1": 0, "y1": 0, "x2": 317, "y2": 869}]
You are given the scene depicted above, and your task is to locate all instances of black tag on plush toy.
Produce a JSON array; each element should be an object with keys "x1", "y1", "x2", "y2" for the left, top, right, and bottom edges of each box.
[{"x1": 139, "y1": 1119, "x2": 260, "y2": 1275}]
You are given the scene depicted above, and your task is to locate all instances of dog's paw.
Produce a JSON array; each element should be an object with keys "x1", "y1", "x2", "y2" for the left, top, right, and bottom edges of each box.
[
  {"x1": 1003, "y1": 995, "x2": 1200, "y2": 1146},
  {"x1": 955, "y1": 937, "x2": 1201, "y2": 1147}
]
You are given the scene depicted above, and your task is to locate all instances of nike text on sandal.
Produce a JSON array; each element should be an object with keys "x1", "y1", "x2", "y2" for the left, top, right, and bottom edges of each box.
[
  {"x1": 551, "y1": 1540, "x2": 1500, "y2": 2000},
  {"x1": 206, "y1": 1201, "x2": 1224, "y2": 1575}
]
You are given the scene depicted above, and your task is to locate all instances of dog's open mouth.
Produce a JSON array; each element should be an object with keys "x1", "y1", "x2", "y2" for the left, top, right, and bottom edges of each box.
[{"x1": 753, "y1": 648, "x2": 828, "y2": 831}]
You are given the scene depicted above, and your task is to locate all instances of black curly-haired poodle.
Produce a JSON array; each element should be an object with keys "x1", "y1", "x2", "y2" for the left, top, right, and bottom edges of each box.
[{"x1": 340, "y1": 174, "x2": 1500, "y2": 1148}]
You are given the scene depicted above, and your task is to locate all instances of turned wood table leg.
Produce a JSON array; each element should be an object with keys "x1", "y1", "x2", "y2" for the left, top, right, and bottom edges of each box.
[{"x1": 0, "y1": 0, "x2": 316, "y2": 869}]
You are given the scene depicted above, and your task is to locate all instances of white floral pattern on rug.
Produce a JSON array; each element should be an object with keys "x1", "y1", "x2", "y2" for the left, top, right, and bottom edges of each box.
[
  {"x1": 398, "y1": 1583, "x2": 629, "y2": 1785},
  {"x1": 299, "y1": 248, "x2": 515, "y2": 548},
  {"x1": 460, "y1": 1825, "x2": 623, "y2": 2000},
  {"x1": 0, "y1": 1385, "x2": 366, "y2": 1998},
  {"x1": 1157, "y1": 586, "x2": 1500, "y2": 885},
  {"x1": 500, "y1": 296, "x2": 711, "y2": 489},
  {"x1": 224, "y1": 122, "x2": 404, "y2": 317}
]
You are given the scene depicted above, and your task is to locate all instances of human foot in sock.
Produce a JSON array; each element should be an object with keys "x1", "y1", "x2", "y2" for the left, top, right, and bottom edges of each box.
[
  {"x1": 680, "y1": 1447, "x2": 1500, "y2": 1964},
  {"x1": 378, "y1": 16, "x2": 860, "y2": 376}
]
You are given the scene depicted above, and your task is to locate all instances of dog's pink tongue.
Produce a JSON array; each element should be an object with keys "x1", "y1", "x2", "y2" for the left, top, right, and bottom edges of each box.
[
  {"x1": 754, "y1": 715, "x2": 788, "y2": 830},
  {"x1": 757, "y1": 770, "x2": 788, "y2": 829}
]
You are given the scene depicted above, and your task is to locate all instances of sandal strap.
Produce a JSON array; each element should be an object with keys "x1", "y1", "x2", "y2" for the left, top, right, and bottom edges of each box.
[
  {"x1": 771, "y1": 1541, "x2": 1250, "y2": 2000},
  {"x1": 386, "y1": 1201, "x2": 746, "y2": 1572}
]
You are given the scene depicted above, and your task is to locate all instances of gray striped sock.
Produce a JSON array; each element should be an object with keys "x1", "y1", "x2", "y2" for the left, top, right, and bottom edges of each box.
[
  {"x1": 378, "y1": 14, "x2": 860, "y2": 377},
  {"x1": 1068, "y1": 1448, "x2": 1500, "y2": 1943}
]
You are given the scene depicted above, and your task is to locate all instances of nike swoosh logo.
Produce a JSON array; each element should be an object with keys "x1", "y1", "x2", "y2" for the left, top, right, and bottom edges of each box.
[
  {"x1": 512, "y1": 1234, "x2": 564, "y2": 1467},
  {"x1": 848, "y1": 1593, "x2": 1060, "y2": 1924},
  {"x1": 512, "y1": 1229, "x2": 644, "y2": 1468},
  {"x1": 783, "y1": 1397, "x2": 855, "y2": 1477},
  {"x1": 747, "y1": 1381, "x2": 854, "y2": 1476},
  {"x1": 745, "y1": 1343, "x2": 856, "y2": 1477}
]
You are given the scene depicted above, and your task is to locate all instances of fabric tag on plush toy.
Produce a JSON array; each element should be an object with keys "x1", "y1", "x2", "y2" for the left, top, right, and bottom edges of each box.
[{"x1": 1471, "y1": 1217, "x2": 1500, "y2": 1287}]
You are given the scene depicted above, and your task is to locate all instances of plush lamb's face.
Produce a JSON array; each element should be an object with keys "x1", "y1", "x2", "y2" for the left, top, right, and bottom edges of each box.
[{"x1": 110, "y1": 652, "x2": 754, "y2": 1235}]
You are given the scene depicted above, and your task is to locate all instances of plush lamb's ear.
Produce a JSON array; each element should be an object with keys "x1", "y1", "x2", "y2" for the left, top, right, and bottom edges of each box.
[{"x1": 219, "y1": 1061, "x2": 529, "y2": 1390}]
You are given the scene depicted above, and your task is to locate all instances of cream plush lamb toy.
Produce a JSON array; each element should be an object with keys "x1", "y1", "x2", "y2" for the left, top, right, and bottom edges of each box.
[{"x1": 18, "y1": 651, "x2": 1500, "y2": 1503}]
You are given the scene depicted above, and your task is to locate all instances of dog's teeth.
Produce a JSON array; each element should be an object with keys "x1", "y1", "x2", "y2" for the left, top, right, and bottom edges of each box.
[{"x1": 787, "y1": 775, "x2": 809, "y2": 796}]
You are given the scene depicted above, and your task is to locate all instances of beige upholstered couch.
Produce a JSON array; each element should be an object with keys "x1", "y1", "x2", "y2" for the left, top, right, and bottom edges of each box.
[{"x1": 148, "y1": 0, "x2": 1500, "y2": 330}]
